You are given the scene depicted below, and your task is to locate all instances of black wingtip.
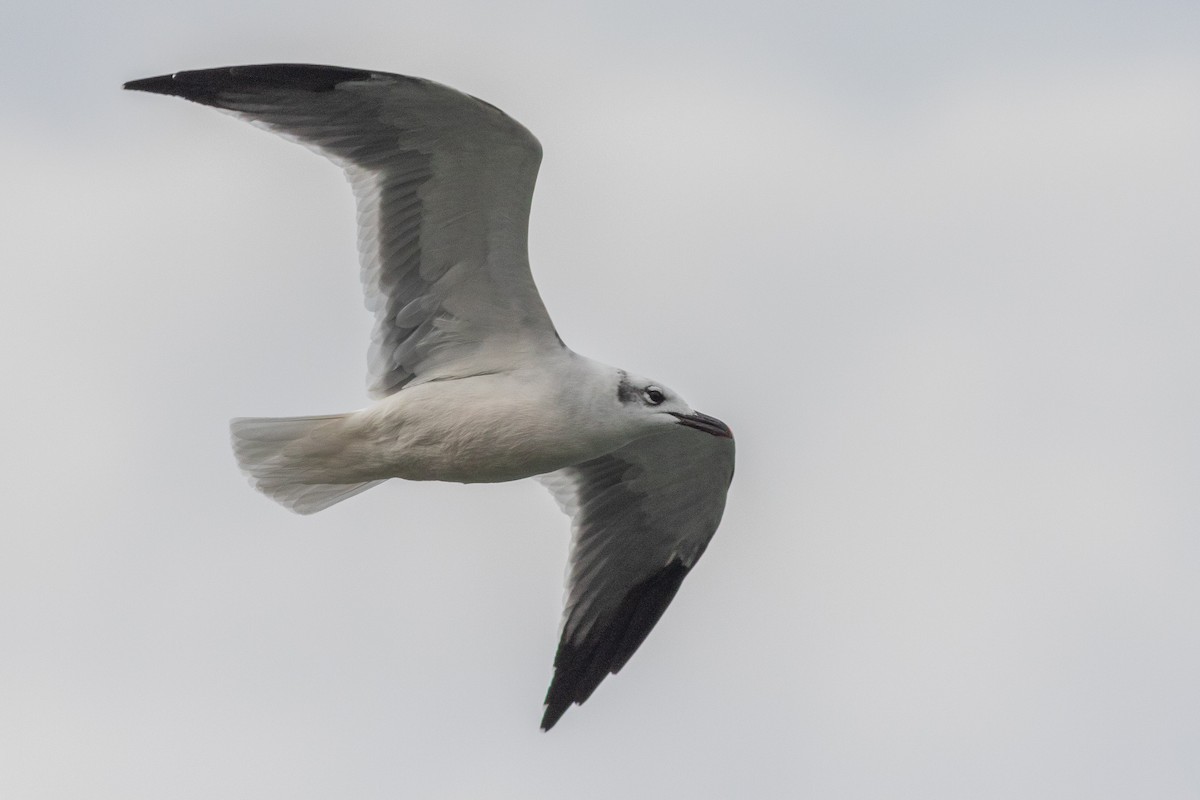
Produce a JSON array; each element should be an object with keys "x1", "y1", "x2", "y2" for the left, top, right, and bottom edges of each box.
[
  {"x1": 540, "y1": 702, "x2": 567, "y2": 732},
  {"x1": 123, "y1": 75, "x2": 180, "y2": 95},
  {"x1": 539, "y1": 560, "x2": 692, "y2": 731},
  {"x1": 123, "y1": 64, "x2": 376, "y2": 103}
]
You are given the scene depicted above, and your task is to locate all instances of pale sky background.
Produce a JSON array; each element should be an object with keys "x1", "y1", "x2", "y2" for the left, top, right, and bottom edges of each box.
[{"x1": 2, "y1": 1, "x2": 1199, "y2": 797}]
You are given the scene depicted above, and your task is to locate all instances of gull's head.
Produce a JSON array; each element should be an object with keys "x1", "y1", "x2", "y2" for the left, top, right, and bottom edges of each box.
[{"x1": 615, "y1": 370, "x2": 733, "y2": 439}]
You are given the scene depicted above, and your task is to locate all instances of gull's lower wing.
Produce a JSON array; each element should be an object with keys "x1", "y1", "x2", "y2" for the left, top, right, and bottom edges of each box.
[
  {"x1": 537, "y1": 422, "x2": 735, "y2": 730},
  {"x1": 125, "y1": 64, "x2": 563, "y2": 395}
]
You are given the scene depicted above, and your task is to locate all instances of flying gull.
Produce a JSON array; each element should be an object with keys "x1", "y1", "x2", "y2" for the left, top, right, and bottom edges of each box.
[{"x1": 124, "y1": 64, "x2": 735, "y2": 730}]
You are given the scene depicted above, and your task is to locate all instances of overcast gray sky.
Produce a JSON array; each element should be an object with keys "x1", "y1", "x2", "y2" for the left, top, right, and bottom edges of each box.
[{"x1": 2, "y1": 1, "x2": 1199, "y2": 797}]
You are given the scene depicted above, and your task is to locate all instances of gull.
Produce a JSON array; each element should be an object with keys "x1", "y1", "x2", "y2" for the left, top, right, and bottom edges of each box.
[{"x1": 124, "y1": 64, "x2": 735, "y2": 730}]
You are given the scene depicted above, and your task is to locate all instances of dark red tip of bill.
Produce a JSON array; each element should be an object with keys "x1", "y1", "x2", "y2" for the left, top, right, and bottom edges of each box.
[{"x1": 669, "y1": 411, "x2": 733, "y2": 439}]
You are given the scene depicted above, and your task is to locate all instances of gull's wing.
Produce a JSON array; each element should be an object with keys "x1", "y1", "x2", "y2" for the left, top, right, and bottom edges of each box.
[
  {"x1": 125, "y1": 64, "x2": 562, "y2": 396},
  {"x1": 537, "y1": 424, "x2": 736, "y2": 730}
]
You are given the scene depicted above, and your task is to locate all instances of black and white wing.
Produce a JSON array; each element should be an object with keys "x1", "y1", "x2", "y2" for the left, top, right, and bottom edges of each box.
[
  {"x1": 537, "y1": 424, "x2": 736, "y2": 730},
  {"x1": 125, "y1": 64, "x2": 562, "y2": 396}
]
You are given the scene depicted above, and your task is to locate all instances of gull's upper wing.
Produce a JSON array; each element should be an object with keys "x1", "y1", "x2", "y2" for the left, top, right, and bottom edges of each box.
[
  {"x1": 537, "y1": 423, "x2": 736, "y2": 730},
  {"x1": 125, "y1": 64, "x2": 562, "y2": 396}
]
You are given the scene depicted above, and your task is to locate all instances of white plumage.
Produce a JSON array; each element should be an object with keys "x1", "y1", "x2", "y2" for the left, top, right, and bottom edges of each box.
[{"x1": 126, "y1": 64, "x2": 735, "y2": 730}]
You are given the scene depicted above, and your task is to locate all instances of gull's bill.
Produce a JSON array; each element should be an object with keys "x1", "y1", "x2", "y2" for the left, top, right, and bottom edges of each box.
[{"x1": 124, "y1": 64, "x2": 737, "y2": 731}]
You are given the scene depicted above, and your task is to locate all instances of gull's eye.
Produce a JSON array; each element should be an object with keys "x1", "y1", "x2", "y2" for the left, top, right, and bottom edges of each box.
[{"x1": 643, "y1": 387, "x2": 665, "y2": 405}]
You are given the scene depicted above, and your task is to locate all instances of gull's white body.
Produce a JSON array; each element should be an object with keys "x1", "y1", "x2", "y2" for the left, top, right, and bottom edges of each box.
[
  {"x1": 237, "y1": 355, "x2": 645, "y2": 490},
  {"x1": 126, "y1": 64, "x2": 735, "y2": 730},
  {"x1": 343, "y1": 361, "x2": 622, "y2": 483}
]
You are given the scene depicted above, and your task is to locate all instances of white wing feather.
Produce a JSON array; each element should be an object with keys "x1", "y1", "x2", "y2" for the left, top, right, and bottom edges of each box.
[{"x1": 128, "y1": 65, "x2": 562, "y2": 395}]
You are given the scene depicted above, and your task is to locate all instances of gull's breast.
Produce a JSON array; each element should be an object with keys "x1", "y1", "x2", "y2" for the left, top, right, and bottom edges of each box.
[{"x1": 348, "y1": 371, "x2": 626, "y2": 484}]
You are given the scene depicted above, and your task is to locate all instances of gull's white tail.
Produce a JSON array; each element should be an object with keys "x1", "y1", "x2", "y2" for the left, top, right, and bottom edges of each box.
[{"x1": 230, "y1": 415, "x2": 384, "y2": 514}]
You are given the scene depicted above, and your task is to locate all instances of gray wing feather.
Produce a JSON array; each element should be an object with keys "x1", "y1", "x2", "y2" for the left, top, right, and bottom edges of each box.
[
  {"x1": 126, "y1": 64, "x2": 562, "y2": 395},
  {"x1": 537, "y1": 425, "x2": 735, "y2": 729}
]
